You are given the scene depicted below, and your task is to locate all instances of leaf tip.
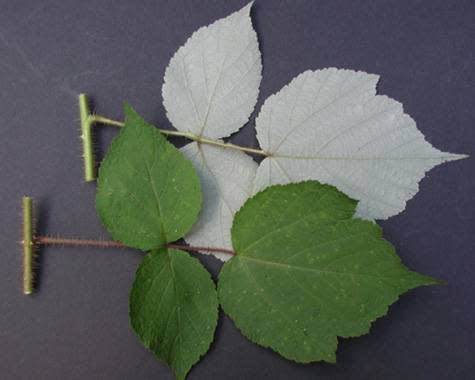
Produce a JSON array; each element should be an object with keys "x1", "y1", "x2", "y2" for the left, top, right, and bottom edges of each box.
[
  {"x1": 429, "y1": 277, "x2": 446, "y2": 286},
  {"x1": 446, "y1": 153, "x2": 469, "y2": 162},
  {"x1": 413, "y1": 272, "x2": 445, "y2": 288},
  {"x1": 242, "y1": 1, "x2": 254, "y2": 14},
  {"x1": 122, "y1": 102, "x2": 135, "y2": 116}
]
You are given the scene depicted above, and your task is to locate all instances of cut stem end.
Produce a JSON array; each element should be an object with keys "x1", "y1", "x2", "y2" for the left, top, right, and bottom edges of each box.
[
  {"x1": 22, "y1": 196, "x2": 35, "y2": 295},
  {"x1": 79, "y1": 94, "x2": 95, "y2": 182}
]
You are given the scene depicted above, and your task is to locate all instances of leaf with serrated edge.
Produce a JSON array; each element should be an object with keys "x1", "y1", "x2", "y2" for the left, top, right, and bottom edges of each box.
[
  {"x1": 219, "y1": 181, "x2": 438, "y2": 363},
  {"x1": 162, "y1": 2, "x2": 261, "y2": 139},
  {"x1": 130, "y1": 248, "x2": 218, "y2": 380},
  {"x1": 96, "y1": 105, "x2": 202, "y2": 251},
  {"x1": 181, "y1": 142, "x2": 257, "y2": 261},
  {"x1": 253, "y1": 68, "x2": 467, "y2": 220}
]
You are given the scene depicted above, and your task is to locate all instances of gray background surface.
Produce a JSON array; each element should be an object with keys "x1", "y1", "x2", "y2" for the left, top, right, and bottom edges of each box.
[{"x1": 0, "y1": 1, "x2": 474, "y2": 379}]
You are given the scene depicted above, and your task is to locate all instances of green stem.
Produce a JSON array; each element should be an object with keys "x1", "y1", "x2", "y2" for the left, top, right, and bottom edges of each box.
[
  {"x1": 79, "y1": 94, "x2": 95, "y2": 182},
  {"x1": 79, "y1": 94, "x2": 268, "y2": 181},
  {"x1": 22, "y1": 196, "x2": 35, "y2": 295},
  {"x1": 89, "y1": 115, "x2": 124, "y2": 128},
  {"x1": 194, "y1": 136, "x2": 268, "y2": 156},
  {"x1": 91, "y1": 114, "x2": 268, "y2": 156}
]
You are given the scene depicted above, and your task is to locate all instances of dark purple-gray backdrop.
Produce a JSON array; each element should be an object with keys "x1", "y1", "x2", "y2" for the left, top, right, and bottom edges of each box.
[{"x1": 0, "y1": 1, "x2": 473, "y2": 379}]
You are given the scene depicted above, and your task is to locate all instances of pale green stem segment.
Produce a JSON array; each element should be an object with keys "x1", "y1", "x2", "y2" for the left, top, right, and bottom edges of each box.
[
  {"x1": 78, "y1": 94, "x2": 268, "y2": 181},
  {"x1": 90, "y1": 115, "x2": 268, "y2": 156},
  {"x1": 22, "y1": 196, "x2": 35, "y2": 295},
  {"x1": 79, "y1": 94, "x2": 95, "y2": 182}
]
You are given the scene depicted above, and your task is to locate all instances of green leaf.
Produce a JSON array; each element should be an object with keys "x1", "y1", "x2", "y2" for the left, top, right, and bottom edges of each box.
[
  {"x1": 96, "y1": 104, "x2": 202, "y2": 250},
  {"x1": 130, "y1": 248, "x2": 218, "y2": 380},
  {"x1": 219, "y1": 181, "x2": 439, "y2": 363}
]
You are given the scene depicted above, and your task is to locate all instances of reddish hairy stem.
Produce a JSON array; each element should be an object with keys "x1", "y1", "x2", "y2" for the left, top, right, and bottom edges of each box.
[
  {"x1": 36, "y1": 236, "x2": 126, "y2": 248},
  {"x1": 166, "y1": 243, "x2": 235, "y2": 255},
  {"x1": 35, "y1": 236, "x2": 235, "y2": 255}
]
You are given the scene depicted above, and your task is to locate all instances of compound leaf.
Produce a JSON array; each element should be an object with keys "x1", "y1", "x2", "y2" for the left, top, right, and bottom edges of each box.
[{"x1": 219, "y1": 181, "x2": 438, "y2": 363}]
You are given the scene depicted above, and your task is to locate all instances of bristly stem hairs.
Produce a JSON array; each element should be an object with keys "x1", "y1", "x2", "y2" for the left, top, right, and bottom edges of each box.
[
  {"x1": 23, "y1": 95, "x2": 247, "y2": 295},
  {"x1": 20, "y1": 196, "x2": 235, "y2": 295},
  {"x1": 21, "y1": 196, "x2": 34, "y2": 295}
]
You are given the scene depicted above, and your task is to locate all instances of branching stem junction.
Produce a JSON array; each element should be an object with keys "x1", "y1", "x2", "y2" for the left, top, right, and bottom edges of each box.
[{"x1": 79, "y1": 94, "x2": 268, "y2": 181}]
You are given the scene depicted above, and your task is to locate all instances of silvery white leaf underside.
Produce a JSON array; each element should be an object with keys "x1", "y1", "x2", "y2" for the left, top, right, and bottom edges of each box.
[
  {"x1": 181, "y1": 142, "x2": 257, "y2": 261},
  {"x1": 163, "y1": 3, "x2": 261, "y2": 140},
  {"x1": 253, "y1": 68, "x2": 466, "y2": 220}
]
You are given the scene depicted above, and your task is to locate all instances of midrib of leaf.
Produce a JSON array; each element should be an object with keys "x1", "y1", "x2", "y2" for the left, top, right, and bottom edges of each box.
[
  {"x1": 200, "y1": 29, "x2": 257, "y2": 137},
  {"x1": 144, "y1": 154, "x2": 167, "y2": 243},
  {"x1": 179, "y1": 55, "x2": 202, "y2": 130},
  {"x1": 271, "y1": 130, "x2": 458, "y2": 160},
  {"x1": 200, "y1": 38, "x2": 209, "y2": 102},
  {"x1": 164, "y1": 250, "x2": 213, "y2": 378},
  {"x1": 271, "y1": 154, "x2": 457, "y2": 160},
  {"x1": 199, "y1": 55, "x2": 227, "y2": 136},
  {"x1": 165, "y1": 252, "x2": 185, "y2": 374},
  {"x1": 198, "y1": 40, "x2": 256, "y2": 137},
  {"x1": 239, "y1": 256, "x2": 416, "y2": 281},
  {"x1": 198, "y1": 20, "x2": 229, "y2": 137}
]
